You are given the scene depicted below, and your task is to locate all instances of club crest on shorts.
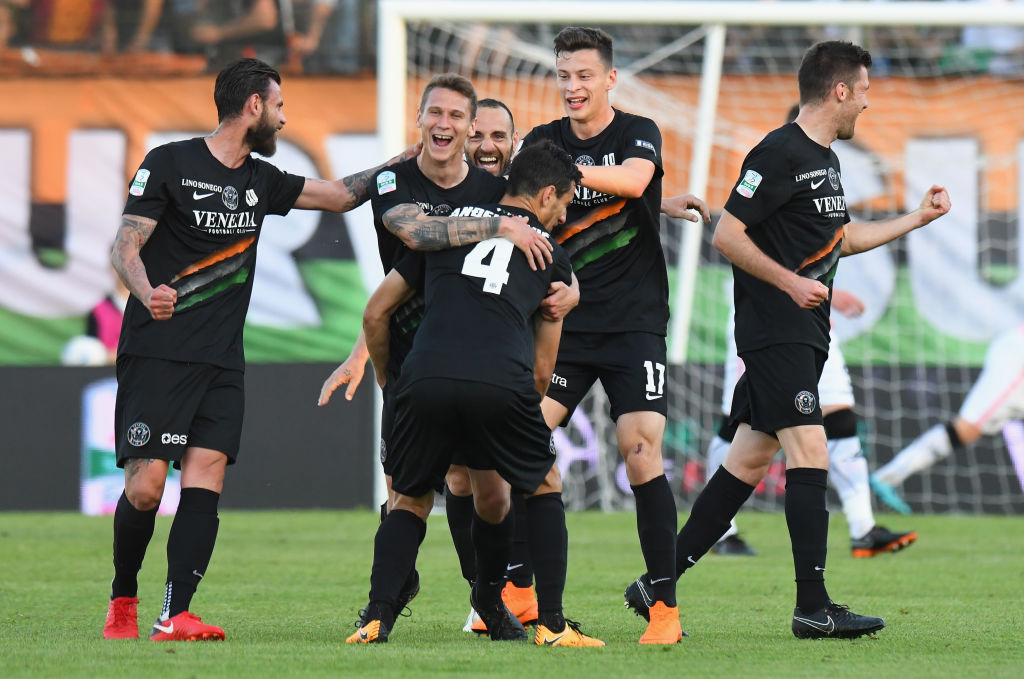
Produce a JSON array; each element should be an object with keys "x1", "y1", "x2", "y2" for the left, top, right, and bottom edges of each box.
[
  {"x1": 379, "y1": 438, "x2": 387, "y2": 464},
  {"x1": 794, "y1": 390, "x2": 816, "y2": 415},
  {"x1": 127, "y1": 422, "x2": 151, "y2": 447},
  {"x1": 222, "y1": 185, "x2": 239, "y2": 210}
]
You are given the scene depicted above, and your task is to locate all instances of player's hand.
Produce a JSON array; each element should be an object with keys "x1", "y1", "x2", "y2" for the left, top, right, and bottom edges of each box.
[
  {"x1": 502, "y1": 216, "x2": 553, "y2": 271},
  {"x1": 317, "y1": 356, "x2": 367, "y2": 405},
  {"x1": 786, "y1": 276, "x2": 829, "y2": 310},
  {"x1": 918, "y1": 185, "x2": 951, "y2": 225},
  {"x1": 830, "y1": 288, "x2": 865, "y2": 318},
  {"x1": 146, "y1": 284, "x2": 177, "y2": 321},
  {"x1": 540, "y1": 280, "x2": 579, "y2": 321},
  {"x1": 661, "y1": 193, "x2": 712, "y2": 224}
]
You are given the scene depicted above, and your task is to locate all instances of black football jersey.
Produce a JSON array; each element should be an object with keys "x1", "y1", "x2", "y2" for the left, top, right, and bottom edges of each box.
[
  {"x1": 723, "y1": 122, "x2": 850, "y2": 353},
  {"x1": 119, "y1": 138, "x2": 304, "y2": 370},
  {"x1": 396, "y1": 204, "x2": 572, "y2": 393},
  {"x1": 369, "y1": 158, "x2": 507, "y2": 376},
  {"x1": 522, "y1": 109, "x2": 667, "y2": 335}
]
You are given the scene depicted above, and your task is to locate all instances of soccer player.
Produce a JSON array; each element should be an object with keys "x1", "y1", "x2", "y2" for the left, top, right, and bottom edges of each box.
[
  {"x1": 624, "y1": 40, "x2": 950, "y2": 639},
  {"x1": 348, "y1": 139, "x2": 602, "y2": 646},
  {"x1": 708, "y1": 288, "x2": 917, "y2": 558},
  {"x1": 466, "y1": 98, "x2": 519, "y2": 177},
  {"x1": 102, "y1": 57, "x2": 426, "y2": 642},
  {"x1": 520, "y1": 26, "x2": 692, "y2": 645},
  {"x1": 871, "y1": 324, "x2": 1024, "y2": 514}
]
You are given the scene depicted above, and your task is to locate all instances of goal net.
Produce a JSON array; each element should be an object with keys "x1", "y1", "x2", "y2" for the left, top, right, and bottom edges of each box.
[{"x1": 382, "y1": 1, "x2": 1024, "y2": 515}]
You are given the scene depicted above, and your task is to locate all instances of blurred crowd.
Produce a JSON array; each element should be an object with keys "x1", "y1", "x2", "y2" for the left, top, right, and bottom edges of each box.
[
  {"x1": 0, "y1": 0, "x2": 376, "y2": 74},
  {"x1": 1, "y1": 0, "x2": 1023, "y2": 77}
]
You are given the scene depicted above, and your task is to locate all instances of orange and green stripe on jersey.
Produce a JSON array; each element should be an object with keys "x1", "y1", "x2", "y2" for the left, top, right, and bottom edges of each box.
[
  {"x1": 170, "y1": 236, "x2": 256, "y2": 312},
  {"x1": 556, "y1": 199, "x2": 638, "y2": 273}
]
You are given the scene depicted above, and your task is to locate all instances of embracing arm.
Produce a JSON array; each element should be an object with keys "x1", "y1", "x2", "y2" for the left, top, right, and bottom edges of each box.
[
  {"x1": 533, "y1": 315, "x2": 564, "y2": 397},
  {"x1": 110, "y1": 214, "x2": 176, "y2": 320},
  {"x1": 577, "y1": 157, "x2": 656, "y2": 199},
  {"x1": 842, "y1": 185, "x2": 950, "y2": 256},
  {"x1": 292, "y1": 143, "x2": 422, "y2": 213},
  {"x1": 362, "y1": 270, "x2": 416, "y2": 388},
  {"x1": 712, "y1": 209, "x2": 828, "y2": 310},
  {"x1": 382, "y1": 204, "x2": 553, "y2": 271}
]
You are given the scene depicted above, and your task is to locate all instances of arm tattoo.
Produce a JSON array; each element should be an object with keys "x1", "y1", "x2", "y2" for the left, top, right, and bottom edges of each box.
[
  {"x1": 340, "y1": 166, "x2": 378, "y2": 211},
  {"x1": 111, "y1": 214, "x2": 158, "y2": 302},
  {"x1": 382, "y1": 204, "x2": 502, "y2": 251}
]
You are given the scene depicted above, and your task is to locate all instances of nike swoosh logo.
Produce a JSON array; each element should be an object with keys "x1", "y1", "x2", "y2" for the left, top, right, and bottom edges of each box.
[
  {"x1": 193, "y1": 191, "x2": 215, "y2": 199},
  {"x1": 645, "y1": 393, "x2": 663, "y2": 400},
  {"x1": 506, "y1": 563, "x2": 524, "y2": 571},
  {"x1": 810, "y1": 177, "x2": 826, "y2": 190},
  {"x1": 814, "y1": 565, "x2": 825, "y2": 571},
  {"x1": 794, "y1": 615, "x2": 834, "y2": 633},
  {"x1": 153, "y1": 622, "x2": 174, "y2": 634},
  {"x1": 650, "y1": 577, "x2": 671, "y2": 584},
  {"x1": 543, "y1": 633, "x2": 566, "y2": 646},
  {"x1": 687, "y1": 555, "x2": 697, "y2": 564}
]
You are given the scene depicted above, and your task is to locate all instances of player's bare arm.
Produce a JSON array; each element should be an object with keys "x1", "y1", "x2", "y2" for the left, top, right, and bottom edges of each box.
[
  {"x1": 362, "y1": 270, "x2": 416, "y2": 388},
  {"x1": 540, "y1": 272, "x2": 580, "y2": 321},
  {"x1": 831, "y1": 289, "x2": 865, "y2": 318},
  {"x1": 382, "y1": 203, "x2": 554, "y2": 271},
  {"x1": 292, "y1": 142, "x2": 422, "y2": 213},
  {"x1": 318, "y1": 331, "x2": 370, "y2": 406},
  {"x1": 111, "y1": 214, "x2": 177, "y2": 321},
  {"x1": 576, "y1": 157, "x2": 656, "y2": 199},
  {"x1": 842, "y1": 185, "x2": 951, "y2": 256},
  {"x1": 713, "y1": 209, "x2": 828, "y2": 310},
  {"x1": 533, "y1": 314, "x2": 564, "y2": 397},
  {"x1": 661, "y1": 193, "x2": 712, "y2": 224}
]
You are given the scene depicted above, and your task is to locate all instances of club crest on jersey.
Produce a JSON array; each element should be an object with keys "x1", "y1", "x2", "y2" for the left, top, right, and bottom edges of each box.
[
  {"x1": 376, "y1": 170, "x2": 396, "y2": 195},
  {"x1": 736, "y1": 170, "x2": 762, "y2": 198},
  {"x1": 575, "y1": 154, "x2": 595, "y2": 166},
  {"x1": 245, "y1": 188, "x2": 258, "y2": 207},
  {"x1": 430, "y1": 203, "x2": 453, "y2": 216},
  {"x1": 222, "y1": 185, "x2": 239, "y2": 210},
  {"x1": 127, "y1": 422, "x2": 151, "y2": 447},
  {"x1": 129, "y1": 169, "x2": 150, "y2": 196},
  {"x1": 794, "y1": 390, "x2": 816, "y2": 415},
  {"x1": 828, "y1": 167, "x2": 841, "y2": 190}
]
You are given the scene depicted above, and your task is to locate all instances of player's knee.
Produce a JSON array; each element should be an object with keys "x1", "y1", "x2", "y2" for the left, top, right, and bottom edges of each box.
[
  {"x1": 474, "y1": 492, "x2": 510, "y2": 524},
  {"x1": 445, "y1": 466, "x2": 472, "y2": 496},
  {"x1": 125, "y1": 483, "x2": 163, "y2": 511}
]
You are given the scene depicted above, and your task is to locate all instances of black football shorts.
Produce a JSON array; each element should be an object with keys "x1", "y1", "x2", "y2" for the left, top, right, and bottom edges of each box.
[
  {"x1": 114, "y1": 355, "x2": 244, "y2": 468},
  {"x1": 728, "y1": 343, "x2": 826, "y2": 435},
  {"x1": 545, "y1": 331, "x2": 668, "y2": 424},
  {"x1": 388, "y1": 377, "x2": 555, "y2": 498}
]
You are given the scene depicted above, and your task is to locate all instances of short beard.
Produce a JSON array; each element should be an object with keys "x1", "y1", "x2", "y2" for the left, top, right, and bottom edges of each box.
[{"x1": 246, "y1": 115, "x2": 278, "y2": 157}]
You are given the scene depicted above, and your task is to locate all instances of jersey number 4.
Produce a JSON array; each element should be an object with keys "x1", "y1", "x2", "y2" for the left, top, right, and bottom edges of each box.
[{"x1": 461, "y1": 238, "x2": 514, "y2": 294}]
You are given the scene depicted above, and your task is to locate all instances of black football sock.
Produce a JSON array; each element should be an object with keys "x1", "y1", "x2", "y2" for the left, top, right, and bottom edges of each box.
[
  {"x1": 368, "y1": 509, "x2": 426, "y2": 625},
  {"x1": 631, "y1": 475, "x2": 678, "y2": 606},
  {"x1": 471, "y1": 510, "x2": 513, "y2": 607},
  {"x1": 785, "y1": 467, "x2": 831, "y2": 614},
  {"x1": 507, "y1": 493, "x2": 534, "y2": 588},
  {"x1": 445, "y1": 487, "x2": 477, "y2": 585},
  {"x1": 111, "y1": 491, "x2": 158, "y2": 599},
  {"x1": 526, "y1": 492, "x2": 567, "y2": 616},
  {"x1": 675, "y1": 467, "x2": 755, "y2": 577},
  {"x1": 162, "y1": 487, "x2": 220, "y2": 619}
]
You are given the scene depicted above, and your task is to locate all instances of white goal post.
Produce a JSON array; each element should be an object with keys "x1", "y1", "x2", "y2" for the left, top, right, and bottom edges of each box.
[{"x1": 378, "y1": 1, "x2": 1024, "y2": 515}]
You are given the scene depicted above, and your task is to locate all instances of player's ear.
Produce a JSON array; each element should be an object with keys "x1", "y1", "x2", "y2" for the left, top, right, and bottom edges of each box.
[
  {"x1": 247, "y1": 92, "x2": 262, "y2": 117},
  {"x1": 606, "y1": 67, "x2": 617, "y2": 91},
  {"x1": 540, "y1": 185, "x2": 557, "y2": 207}
]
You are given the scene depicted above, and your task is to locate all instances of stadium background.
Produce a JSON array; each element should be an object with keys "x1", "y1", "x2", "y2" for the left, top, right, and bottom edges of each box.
[{"x1": 1, "y1": 0, "x2": 1022, "y2": 515}]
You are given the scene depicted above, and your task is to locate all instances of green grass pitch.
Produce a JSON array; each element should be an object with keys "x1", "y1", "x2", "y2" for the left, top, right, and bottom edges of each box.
[{"x1": 2, "y1": 510, "x2": 1022, "y2": 678}]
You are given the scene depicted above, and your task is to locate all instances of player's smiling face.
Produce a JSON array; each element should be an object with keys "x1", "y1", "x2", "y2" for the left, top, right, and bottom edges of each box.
[
  {"x1": 466, "y1": 107, "x2": 515, "y2": 177},
  {"x1": 837, "y1": 66, "x2": 869, "y2": 141},
  {"x1": 416, "y1": 87, "x2": 474, "y2": 165},
  {"x1": 556, "y1": 48, "x2": 615, "y2": 124},
  {"x1": 246, "y1": 80, "x2": 286, "y2": 157}
]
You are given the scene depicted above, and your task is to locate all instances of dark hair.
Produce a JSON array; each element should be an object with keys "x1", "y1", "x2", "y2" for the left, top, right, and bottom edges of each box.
[
  {"x1": 214, "y1": 58, "x2": 281, "y2": 123},
  {"x1": 507, "y1": 139, "x2": 582, "y2": 199},
  {"x1": 798, "y1": 41, "x2": 872, "y2": 105},
  {"x1": 786, "y1": 102, "x2": 800, "y2": 124},
  {"x1": 419, "y1": 73, "x2": 477, "y2": 119},
  {"x1": 553, "y1": 26, "x2": 614, "y2": 69},
  {"x1": 477, "y1": 98, "x2": 515, "y2": 132}
]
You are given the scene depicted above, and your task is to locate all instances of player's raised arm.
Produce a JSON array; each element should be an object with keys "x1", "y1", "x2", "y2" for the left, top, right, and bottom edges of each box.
[
  {"x1": 292, "y1": 142, "x2": 422, "y2": 213},
  {"x1": 712, "y1": 209, "x2": 828, "y2": 310},
  {"x1": 576, "y1": 157, "x2": 656, "y2": 199},
  {"x1": 841, "y1": 185, "x2": 950, "y2": 256},
  {"x1": 110, "y1": 214, "x2": 177, "y2": 321},
  {"x1": 362, "y1": 269, "x2": 417, "y2": 388},
  {"x1": 381, "y1": 204, "x2": 553, "y2": 271}
]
